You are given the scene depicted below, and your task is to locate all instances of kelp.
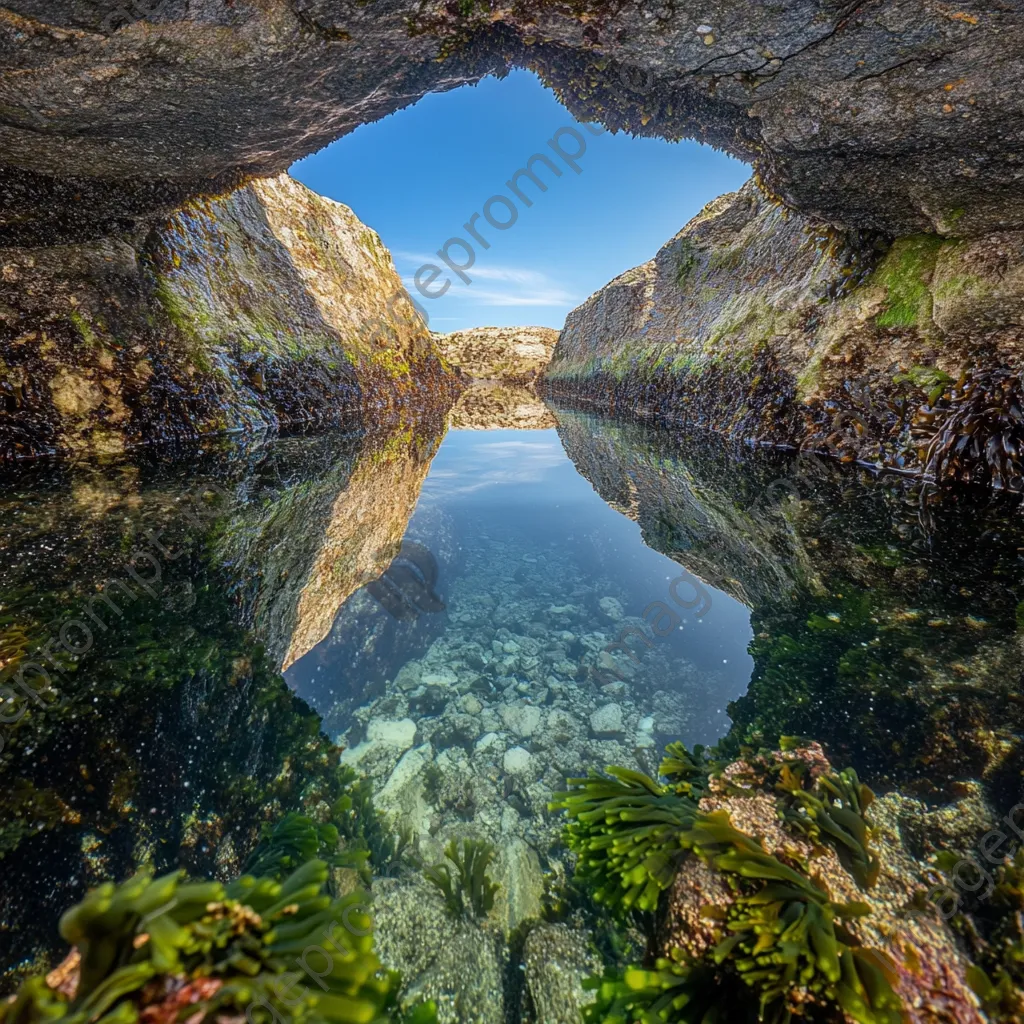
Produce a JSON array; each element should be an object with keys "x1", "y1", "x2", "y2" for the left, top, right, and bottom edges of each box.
[
  {"x1": 0, "y1": 860, "x2": 437, "y2": 1024},
  {"x1": 548, "y1": 766, "x2": 699, "y2": 915},
  {"x1": 552, "y1": 746, "x2": 904, "y2": 1024},
  {"x1": 911, "y1": 367, "x2": 1024, "y2": 490},
  {"x1": 422, "y1": 838, "x2": 500, "y2": 920},
  {"x1": 774, "y1": 763, "x2": 881, "y2": 890}
]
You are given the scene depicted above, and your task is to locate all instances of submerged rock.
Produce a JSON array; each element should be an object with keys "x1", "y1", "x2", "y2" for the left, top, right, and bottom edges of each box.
[
  {"x1": 373, "y1": 876, "x2": 506, "y2": 1024},
  {"x1": 523, "y1": 923, "x2": 602, "y2": 1024},
  {"x1": 589, "y1": 703, "x2": 625, "y2": 738}
]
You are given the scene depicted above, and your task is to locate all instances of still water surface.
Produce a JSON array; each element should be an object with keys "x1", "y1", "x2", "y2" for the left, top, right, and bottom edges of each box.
[{"x1": 0, "y1": 401, "x2": 1021, "y2": 1005}]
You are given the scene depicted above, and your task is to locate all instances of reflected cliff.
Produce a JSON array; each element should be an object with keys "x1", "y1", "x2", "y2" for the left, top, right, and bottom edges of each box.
[
  {"x1": 553, "y1": 409, "x2": 1024, "y2": 805},
  {"x1": 0, "y1": 414, "x2": 446, "y2": 987},
  {"x1": 447, "y1": 383, "x2": 557, "y2": 431}
]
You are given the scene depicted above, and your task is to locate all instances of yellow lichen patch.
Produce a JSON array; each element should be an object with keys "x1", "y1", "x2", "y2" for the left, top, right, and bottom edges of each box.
[{"x1": 49, "y1": 368, "x2": 104, "y2": 419}]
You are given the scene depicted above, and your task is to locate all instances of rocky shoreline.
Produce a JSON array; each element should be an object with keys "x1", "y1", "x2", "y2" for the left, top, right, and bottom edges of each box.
[
  {"x1": 541, "y1": 181, "x2": 1024, "y2": 491},
  {"x1": 0, "y1": 174, "x2": 461, "y2": 459}
]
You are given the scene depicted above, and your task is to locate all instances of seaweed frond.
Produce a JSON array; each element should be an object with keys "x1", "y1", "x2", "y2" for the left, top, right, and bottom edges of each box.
[
  {"x1": 549, "y1": 767, "x2": 699, "y2": 915},
  {"x1": 422, "y1": 838, "x2": 500, "y2": 920},
  {"x1": 0, "y1": 859, "x2": 437, "y2": 1024},
  {"x1": 775, "y1": 764, "x2": 881, "y2": 890}
]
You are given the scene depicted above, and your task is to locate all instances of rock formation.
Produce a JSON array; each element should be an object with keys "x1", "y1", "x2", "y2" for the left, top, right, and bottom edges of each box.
[
  {"x1": 553, "y1": 409, "x2": 1024, "y2": 805},
  {"x1": 543, "y1": 180, "x2": 1024, "y2": 488},
  {"x1": 447, "y1": 383, "x2": 557, "y2": 430},
  {"x1": 2, "y1": 4, "x2": 1022, "y2": 455},
  {"x1": 1, "y1": 3, "x2": 1020, "y2": 242},
  {"x1": 0, "y1": 173, "x2": 458, "y2": 457},
  {"x1": 432, "y1": 326, "x2": 557, "y2": 384}
]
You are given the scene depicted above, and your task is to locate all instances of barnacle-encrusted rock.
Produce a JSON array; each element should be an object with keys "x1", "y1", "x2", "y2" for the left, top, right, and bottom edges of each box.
[
  {"x1": 0, "y1": 173, "x2": 459, "y2": 458},
  {"x1": 0, "y1": 3, "x2": 1022, "y2": 241},
  {"x1": 542, "y1": 180, "x2": 1024, "y2": 489},
  {"x1": 372, "y1": 875, "x2": 506, "y2": 1024}
]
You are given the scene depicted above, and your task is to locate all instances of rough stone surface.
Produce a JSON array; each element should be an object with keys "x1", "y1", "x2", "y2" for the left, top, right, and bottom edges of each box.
[
  {"x1": 543, "y1": 179, "x2": 1024, "y2": 488},
  {"x1": 433, "y1": 326, "x2": 558, "y2": 383},
  {"x1": 661, "y1": 744, "x2": 989, "y2": 1024},
  {"x1": 372, "y1": 875, "x2": 506, "y2": 1024},
  {"x1": 503, "y1": 746, "x2": 533, "y2": 776},
  {"x1": 0, "y1": 173, "x2": 459, "y2": 458},
  {"x1": 589, "y1": 702, "x2": 625, "y2": 738},
  {"x1": 523, "y1": 923, "x2": 602, "y2": 1024},
  {"x1": 1, "y1": 3, "x2": 1022, "y2": 240}
]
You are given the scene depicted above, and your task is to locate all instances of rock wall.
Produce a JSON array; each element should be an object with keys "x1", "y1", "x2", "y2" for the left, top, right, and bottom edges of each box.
[
  {"x1": 543, "y1": 180, "x2": 1024, "y2": 489},
  {"x1": 0, "y1": 174, "x2": 460, "y2": 458},
  {"x1": 1, "y1": 3, "x2": 1022, "y2": 242},
  {"x1": 432, "y1": 326, "x2": 558, "y2": 383},
  {"x1": 214, "y1": 413, "x2": 448, "y2": 672}
]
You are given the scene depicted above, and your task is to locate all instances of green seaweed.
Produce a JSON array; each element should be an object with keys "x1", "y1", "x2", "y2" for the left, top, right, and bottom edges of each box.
[
  {"x1": 243, "y1": 812, "x2": 369, "y2": 882},
  {"x1": 0, "y1": 861, "x2": 437, "y2": 1024},
  {"x1": 774, "y1": 763, "x2": 881, "y2": 890},
  {"x1": 548, "y1": 766, "x2": 699, "y2": 915},
  {"x1": 551, "y1": 749, "x2": 904, "y2": 1024},
  {"x1": 872, "y1": 235, "x2": 945, "y2": 328},
  {"x1": 422, "y1": 838, "x2": 500, "y2": 920},
  {"x1": 333, "y1": 768, "x2": 418, "y2": 880}
]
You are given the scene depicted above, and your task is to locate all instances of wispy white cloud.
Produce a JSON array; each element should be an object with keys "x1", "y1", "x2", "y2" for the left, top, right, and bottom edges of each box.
[{"x1": 400, "y1": 264, "x2": 576, "y2": 310}]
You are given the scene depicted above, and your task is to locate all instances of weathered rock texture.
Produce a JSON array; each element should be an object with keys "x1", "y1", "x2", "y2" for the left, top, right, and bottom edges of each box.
[
  {"x1": 1, "y1": 3, "x2": 1021, "y2": 242},
  {"x1": 216, "y1": 414, "x2": 448, "y2": 671},
  {"x1": 433, "y1": 326, "x2": 558, "y2": 383},
  {"x1": 661, "y1": 744, "x2": 991, "y2": 1024},
  {"x1": 543, "y1": 180, "x2": 1024, "y2": 488},
  {"x1": 0, "y1": 173, "x2": 458, "y2": 458}
]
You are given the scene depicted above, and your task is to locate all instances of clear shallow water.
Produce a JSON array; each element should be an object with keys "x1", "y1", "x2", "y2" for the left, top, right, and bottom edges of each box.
[{"x1": 1, "y1": 403, "x2": 1022, "y2": 1005}]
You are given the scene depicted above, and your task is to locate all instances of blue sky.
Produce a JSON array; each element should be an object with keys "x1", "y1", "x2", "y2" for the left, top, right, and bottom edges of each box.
[{"x1": 291, "y1": 70, "x2": 748, "y2": 332}]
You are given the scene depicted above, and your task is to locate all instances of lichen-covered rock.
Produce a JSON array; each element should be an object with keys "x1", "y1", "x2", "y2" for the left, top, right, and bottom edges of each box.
[
  {"x1": 0, "y1": 173, "x2": 459, "y2": 458},
  {"x1": 433, "y1": 326, "x2": 557, "y2": 383},
  {"x1": 1, "y1": 3, "x2": 1022, "y2": 241},
  {"x1": 543, "y1": 180, "x2": 1024, "y2": 489}
]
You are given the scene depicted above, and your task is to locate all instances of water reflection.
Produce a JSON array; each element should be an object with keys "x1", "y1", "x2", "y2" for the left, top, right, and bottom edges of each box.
[
  {"x1": 0, "y1": 403, "x2": 1022, "y2": 995},
  {"x1": 0, "y1": 416, "x2": 445, "y2": 987}
]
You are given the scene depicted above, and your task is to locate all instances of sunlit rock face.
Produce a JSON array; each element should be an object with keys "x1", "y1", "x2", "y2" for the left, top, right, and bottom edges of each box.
[
  {"x1": 433, "y1": 326, "x2": 558, "y2": 384},
  {"x1": 0, "y1": 3, "x2": 1021, "y2": 242},
  {"x1": 0, "y1": 173, "x2": 459, "y2": 458},
  {"x1": 544, "y1": 180, "x2": 1024, "y2": 489}
]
